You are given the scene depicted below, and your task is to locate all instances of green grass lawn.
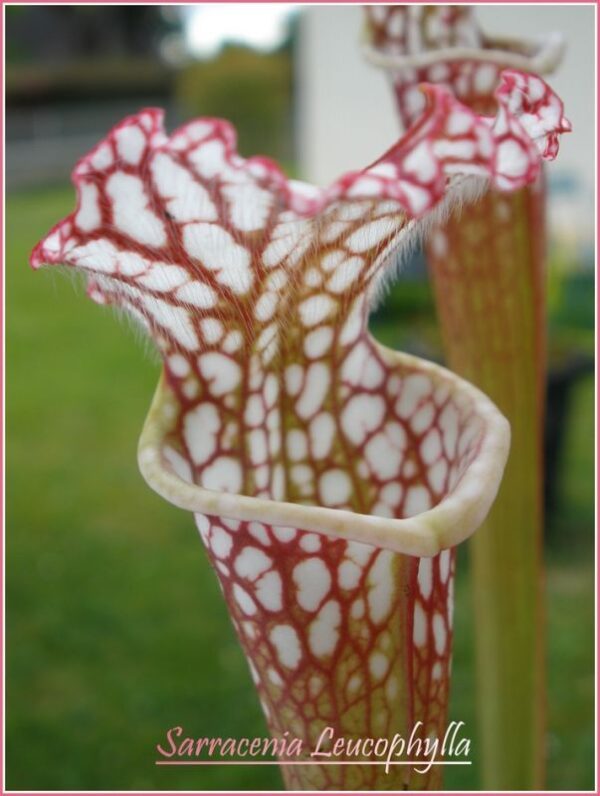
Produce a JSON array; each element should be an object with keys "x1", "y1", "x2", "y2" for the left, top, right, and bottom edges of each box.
[{"x1": 6, "y1": 185, "x2": 595, "y2": 791}]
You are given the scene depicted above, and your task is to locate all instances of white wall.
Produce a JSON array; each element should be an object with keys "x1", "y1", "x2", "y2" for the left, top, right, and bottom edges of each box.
[{"x1": 297, "y1": 4, "x2": 595, "y2": 239}]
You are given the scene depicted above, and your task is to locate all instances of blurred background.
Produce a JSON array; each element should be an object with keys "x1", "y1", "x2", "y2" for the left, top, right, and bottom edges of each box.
[{"x1": 6, "y1": 4, "x2": 594, "y2": 791}]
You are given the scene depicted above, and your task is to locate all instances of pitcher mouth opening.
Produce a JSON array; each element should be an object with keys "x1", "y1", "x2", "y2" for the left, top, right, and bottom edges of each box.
[
  {"x1": 363, "y1": 30, "x2": 564, "y2": 77},
  {"x1": 138, "y1": 338, "x2": 510, "y2": 559}
]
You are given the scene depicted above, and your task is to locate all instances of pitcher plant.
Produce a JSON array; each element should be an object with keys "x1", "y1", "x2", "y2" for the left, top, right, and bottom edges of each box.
[
  {"x1": 364, "y1": 4, "x2": 570, "y2": 789},
  {"x1": 31, "y1": 64, "x2": 567, "y2": 789}
]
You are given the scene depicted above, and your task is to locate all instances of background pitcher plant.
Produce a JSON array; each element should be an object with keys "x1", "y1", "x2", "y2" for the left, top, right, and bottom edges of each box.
[
  {"x1": 364, "y1": 5, "x2": 571, "y2": 789},
  {"x1": 31, "y1": 64, "x2": 568, "y2": 789}
]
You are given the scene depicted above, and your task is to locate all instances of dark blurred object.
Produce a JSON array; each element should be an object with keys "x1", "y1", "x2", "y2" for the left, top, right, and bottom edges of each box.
[
  {"x1": 7, "y1": 59, "x2": 174, "y2": 107},
  {"x1": 545, "y1": 265, "x2": 595, "y2": 522},
  {"x1": 545, "y1": 355, "x2": 595, "y2": 516},
  {"x1": 6, "y1": 5, "x2": 181, "y2": 105},
  {"x1": 6, "y1": 6, "x2": 179, "y2": 67},
  {"x1": 177, "y1": 45, "x2": 293, "y2": 163},
  {"x1": 6, "y1": 6, "x2": 296, "y2": 189},
  {"x1": 6, "y1": 6, "x2": 183, "y2": 189}
]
